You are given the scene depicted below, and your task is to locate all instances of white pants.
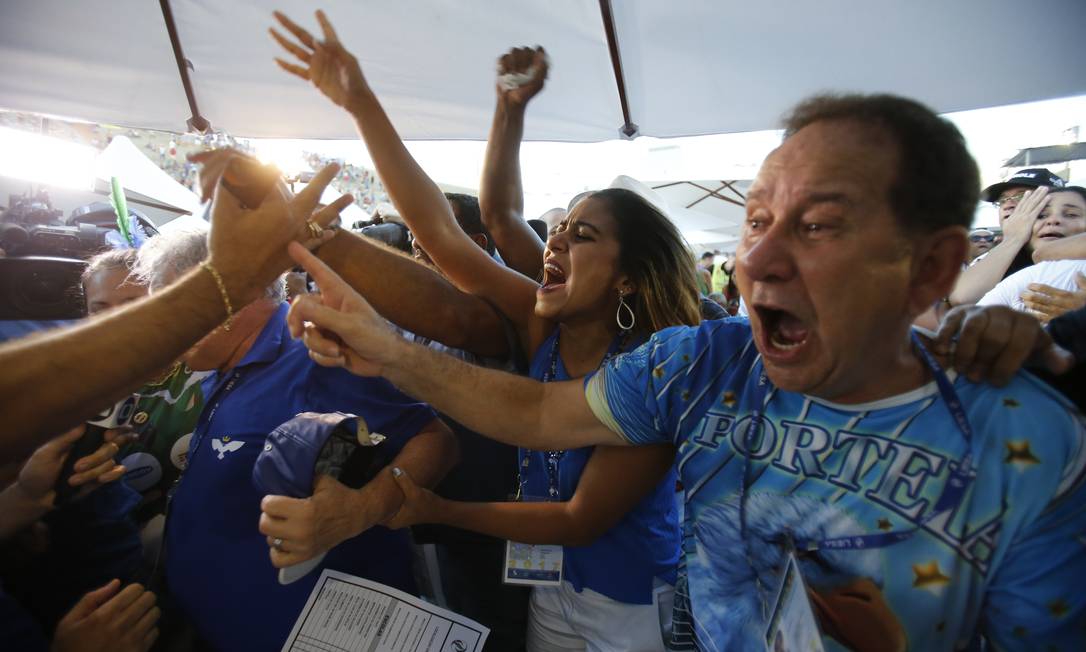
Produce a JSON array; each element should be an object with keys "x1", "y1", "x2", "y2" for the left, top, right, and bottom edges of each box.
[{"x1": 526, "y1": 580, "x2": 673, "y2": 652}]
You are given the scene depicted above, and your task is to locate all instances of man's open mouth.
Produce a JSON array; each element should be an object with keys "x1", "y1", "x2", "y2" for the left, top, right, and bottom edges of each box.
[
  {"x1": 1036, "y1": 230, "x2": 1065, "y2": 242},
  {"x1": 755, "y1": 305, "x2": 810, "y2": 354}
]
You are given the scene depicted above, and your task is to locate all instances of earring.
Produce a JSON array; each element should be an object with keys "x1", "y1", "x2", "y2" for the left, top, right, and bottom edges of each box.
[{"x1": 616, "y1": 292, "x2": 636, "y2": 331}]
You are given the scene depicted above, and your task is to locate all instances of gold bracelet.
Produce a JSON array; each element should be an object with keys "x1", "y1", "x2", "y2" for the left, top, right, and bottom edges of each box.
[{"x1": 201, "y1": 262, "x2": 234, "y2": 331}]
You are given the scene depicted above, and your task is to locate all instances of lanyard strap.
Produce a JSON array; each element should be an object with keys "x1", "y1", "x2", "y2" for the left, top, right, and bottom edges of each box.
[
  {"x1": 516, "y1": 330, "x2": 629, "y2": 501},
  {"x1": 740, "y1": 331, "x2": 976, "y2": 553}
]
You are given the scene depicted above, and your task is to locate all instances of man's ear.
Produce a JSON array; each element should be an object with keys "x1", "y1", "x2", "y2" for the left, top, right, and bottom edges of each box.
[
  {"x1": 469, "y1": 233, "x2": 489, "y2": 251},
  {"x1": 909, "y1": 226, "x2": 968, "y2": 315}
]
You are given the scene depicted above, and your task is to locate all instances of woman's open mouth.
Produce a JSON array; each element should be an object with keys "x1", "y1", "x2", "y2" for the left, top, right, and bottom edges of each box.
[{"x1": 540, "y1": 261, "x2": 567, "y2": 293}]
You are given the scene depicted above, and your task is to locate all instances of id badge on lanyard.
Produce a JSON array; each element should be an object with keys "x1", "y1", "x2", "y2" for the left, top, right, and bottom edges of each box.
[
  {"x1": 764, "y1": 542, "x2": 825, "y2": 652},
  {"x1": 502, "y1": 493, "x2": 563, "y2": 586}
]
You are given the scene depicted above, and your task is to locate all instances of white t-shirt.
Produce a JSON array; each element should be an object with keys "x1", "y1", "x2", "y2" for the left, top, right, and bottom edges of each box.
[{"x1": 977, "y1": 259, "x2": 1086, "y2": 311}]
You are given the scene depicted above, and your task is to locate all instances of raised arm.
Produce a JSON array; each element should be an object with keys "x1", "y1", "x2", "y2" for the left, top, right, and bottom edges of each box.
[
  {"x1": 950, "y1": 188, "x2": 1049, "y2": 305},
  {"x1": 478, "y1": 47, "x2": 549, "y2": 279},
  {"x1": 386, "y1": 443, "x2": 674, "y2": 546},
  {"x1": 272, "y1": 11, "x2": 538, "y2": 332}
]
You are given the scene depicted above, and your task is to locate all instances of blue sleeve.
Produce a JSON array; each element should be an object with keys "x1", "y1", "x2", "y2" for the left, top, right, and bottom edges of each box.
[
  {"x1": 983, "y1": 411, "x2": 1086, "y2": 650},
  {"x1": 307, "y1": 368, "x2": 437, "y2": 456},
  {"x1": 587, "y1": 323, "x2": 738, "y2": 446}
]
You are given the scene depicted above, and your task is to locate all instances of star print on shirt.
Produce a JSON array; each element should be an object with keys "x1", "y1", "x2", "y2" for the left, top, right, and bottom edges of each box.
[
  {"x1": 1005, "y1": 440, "x2": 1041, "y2": 466},
  {"x1": 912, "y1": 561, "x2": 951, "y2": 590}
]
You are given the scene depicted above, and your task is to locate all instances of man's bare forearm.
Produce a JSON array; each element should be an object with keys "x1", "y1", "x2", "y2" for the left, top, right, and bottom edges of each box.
[
  {"x1": 379, "y1": 337, "x2": 620, "y2": 450},
  {"x1": 1033, "y1": 232, "x2": 1086, "y2": 262},
  {"x1": 317, "y1": 231, "x2": 508, "y2": 357},
  {"x1": 0, "y1": 267, "x2": 226, "y2": 462}
]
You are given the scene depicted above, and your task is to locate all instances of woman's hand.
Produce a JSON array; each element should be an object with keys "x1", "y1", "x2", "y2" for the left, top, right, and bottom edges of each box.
[
  {"x1": 497, "y1": 46, "x2": 548, "y2": 108},
  {"x1": 272, "y1": 10, "x2": 371, "y2": 112},
  {"x1": 384, "y1": 467, "x2": 442, "y2": 530},
  {"x1": 1001, "y1": 187, "x2": 1050, "y2": 248}
]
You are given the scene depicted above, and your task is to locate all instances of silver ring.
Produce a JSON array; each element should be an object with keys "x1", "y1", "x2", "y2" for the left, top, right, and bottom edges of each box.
[
  {"x1": 272, "y1": 537, "x2": 284, "y2": 551},
  {"x1": 305, "y1": 219, "x2": 323, "y2": 239}
]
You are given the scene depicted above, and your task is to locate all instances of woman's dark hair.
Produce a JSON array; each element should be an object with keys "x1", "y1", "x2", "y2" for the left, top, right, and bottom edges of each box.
[{"x1": 591, "y1": 188, "x2": 701, "y2": 332}]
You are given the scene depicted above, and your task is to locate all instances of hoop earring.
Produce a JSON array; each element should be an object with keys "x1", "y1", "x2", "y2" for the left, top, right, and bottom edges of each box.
[{"x1": 616, "y1": 293, "x2": 636, "y2": 331}]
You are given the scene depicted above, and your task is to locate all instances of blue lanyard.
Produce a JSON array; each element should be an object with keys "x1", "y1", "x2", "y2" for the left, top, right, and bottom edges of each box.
[
  {"x1": 517, "y1": 331, "x2": 629, "y2": 501},
  {"x1": 739, "y1": 331, "x2": 976, "y2": 553}
]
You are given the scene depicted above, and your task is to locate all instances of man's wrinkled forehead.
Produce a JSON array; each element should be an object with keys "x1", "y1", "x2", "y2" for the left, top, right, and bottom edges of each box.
[{"x1": 749, "y1": 120, "x2": 897, "y2": 202}]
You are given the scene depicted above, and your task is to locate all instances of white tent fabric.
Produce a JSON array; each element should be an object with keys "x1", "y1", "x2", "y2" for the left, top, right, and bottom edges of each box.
[
  {"x1": 1, "y1": 1, "x2": 1083, "y2": 142},
  {"x1": 95, "y1": 136, "x2": 201, "y2": 215}
]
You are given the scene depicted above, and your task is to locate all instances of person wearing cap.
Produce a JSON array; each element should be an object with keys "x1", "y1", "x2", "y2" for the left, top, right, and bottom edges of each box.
[
  {"x1": 967, "y1": 228, "x2": 996, "y2": 262},
  {"x1": 287, "y1": 93, "x2": 1085, "y2": 651},
  {"x1": 945, "y1": 168, "x2": 1066, "y2": 309},
  {"x1": 977, "y1": 185, "x2": 1086, "y2": 322},
  {"x1": 134, "y1": 232, "x2": 456, "y2": 650}
]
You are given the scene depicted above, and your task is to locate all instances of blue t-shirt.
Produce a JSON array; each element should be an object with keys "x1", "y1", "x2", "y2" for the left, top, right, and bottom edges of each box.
[
  {"x1": 585, "y1": 319, "x2": 1086, "y2": 652},
  {"x1": 165, "y1": 304, "x2": 437, "y2": 652},
  {"x1": 521, "y1": 331, "x2": 679, "y2": 604}
]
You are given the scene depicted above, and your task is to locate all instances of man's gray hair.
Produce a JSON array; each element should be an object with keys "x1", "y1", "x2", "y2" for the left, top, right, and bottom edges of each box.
[{"x1": 134, "y1": 227, "x2": 284, "y2": 302}]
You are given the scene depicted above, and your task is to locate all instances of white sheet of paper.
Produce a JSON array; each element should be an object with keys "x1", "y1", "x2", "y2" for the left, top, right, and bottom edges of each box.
[
  {"x1": 764, "y1": 553, "x2": 825, "y2": 652},
  {"x1": 282, "y1": 569, "x2": 489, "y2": 652}
]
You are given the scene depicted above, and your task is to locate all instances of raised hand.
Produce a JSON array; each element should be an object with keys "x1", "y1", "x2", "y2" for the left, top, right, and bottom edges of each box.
[
  {"x1": 272, "y1": 10, "x2": 370, "y2": 112},
  {"x1": 1020, "y1": 273, "x2": 1086, "y2": 324},
  {"x1": 204, "y1": 160, "x2": 351, "y2": 306},
  {"x1": 1001, "y1": 187, "x2": 1050, "y2": 247},
  {"x1": 285, "y1": 242, "x2": 402, "y2": 377},
  {"x1": 497, "y1": 46, "x2": 548, "y2": 107}
]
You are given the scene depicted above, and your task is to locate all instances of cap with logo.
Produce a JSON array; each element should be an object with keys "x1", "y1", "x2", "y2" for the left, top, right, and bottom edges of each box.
[
  {"x1": 982, "y1": 168, "x2": 1066, "y2": 203},
  {"x1": 252, "y1": 411, "x2": 391, "y2": 584}
]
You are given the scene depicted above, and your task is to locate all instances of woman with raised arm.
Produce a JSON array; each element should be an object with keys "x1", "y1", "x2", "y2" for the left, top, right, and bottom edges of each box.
[{"x1": 272, "y1": 11, "x2": 701, "y2": 649}]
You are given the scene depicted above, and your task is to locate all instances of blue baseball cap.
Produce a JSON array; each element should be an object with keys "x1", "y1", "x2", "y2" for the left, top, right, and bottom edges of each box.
[{"x1": 252, "y1": 411, "x2": 389, "y2": 584}]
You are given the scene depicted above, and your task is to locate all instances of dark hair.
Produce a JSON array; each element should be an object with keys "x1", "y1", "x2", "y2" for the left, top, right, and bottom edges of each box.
[
  {"x1": 444, "y1": 193, "x2": 494, "y2": 254},
  {"x1": 590, "y1": 188, "x2": 701, "y2": 332},
  {"x1": 782, "y1": 93, "x2": 979, "y2": 233}
]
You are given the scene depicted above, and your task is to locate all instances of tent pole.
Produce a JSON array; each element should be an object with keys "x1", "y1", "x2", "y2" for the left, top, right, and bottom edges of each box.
[
  {"x1": 598, "y1": 0, "x2": 638, "y2": 139},
  {"x1": 158, "y1": 0, "x2": 211, "y2": 134}
]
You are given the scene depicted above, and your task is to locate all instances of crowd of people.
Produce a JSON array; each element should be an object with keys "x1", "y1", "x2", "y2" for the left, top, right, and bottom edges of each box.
[{"x1": 1, "y1": 9, "x2": 1084, "y2": 652}]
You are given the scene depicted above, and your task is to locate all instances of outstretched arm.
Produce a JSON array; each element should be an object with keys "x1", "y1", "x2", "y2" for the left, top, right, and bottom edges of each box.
[
  {"x1": 1033, "y1": 231, "x2": 1086, "y2": 262},
  {"x1": 316, "y1": 231, "x2": 509, "y2": 357},
  {"x1": 0, "y1": 163, "x2": 345, "y2": 463},
  {"x1": 478, "y1": 47, "x2": 549, "y2": 279},
  {"x1": 286, "y1": 243, "x2": 625, "y2": 450},
  {"x1": 272, "y1": 11, "x2": 538, "y2": 332},
  {"x1": 386, "y1": 443, "x2": 674, "y2": 546}
]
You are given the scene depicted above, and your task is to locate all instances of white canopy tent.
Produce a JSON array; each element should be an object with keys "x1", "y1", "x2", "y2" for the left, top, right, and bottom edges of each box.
[
  {"x1": 1, "y1": 0, "x2": 1083, "y2": 241},
  {"x1": 1, "y1": 0, "x2": 1083, "y2": 142}
]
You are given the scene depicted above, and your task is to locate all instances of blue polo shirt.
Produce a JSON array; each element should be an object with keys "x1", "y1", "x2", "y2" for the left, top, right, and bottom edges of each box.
[{"x1": 164, "y1": 304, "x2": 437, "y2": 652}]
